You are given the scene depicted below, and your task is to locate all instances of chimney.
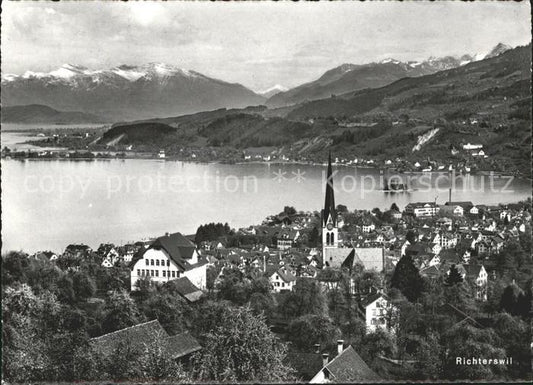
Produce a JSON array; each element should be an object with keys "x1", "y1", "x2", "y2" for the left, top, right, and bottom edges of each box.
[
  {"x1": 337, "y1": 340, "x2": 344, "y2": 356},
  {"x1": 314, "y1": 343, "x2": 321, "y2": 354},
  {"x1": 322, "y1": 353, "x2": 329, "y2": 367}
]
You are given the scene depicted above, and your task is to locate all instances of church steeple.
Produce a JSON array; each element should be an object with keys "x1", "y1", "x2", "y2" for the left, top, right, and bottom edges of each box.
[
  {"x1": 322, "y1": 152, "x2": 339, "y2": 257},
  {"x1": 323, "y1": 152, "x2": 337, "y2": 226}
]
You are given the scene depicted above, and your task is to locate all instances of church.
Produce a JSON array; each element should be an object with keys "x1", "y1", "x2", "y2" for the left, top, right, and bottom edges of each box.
[{"x1": 321, "y1": 153, "x2": 384, "y2": 272}]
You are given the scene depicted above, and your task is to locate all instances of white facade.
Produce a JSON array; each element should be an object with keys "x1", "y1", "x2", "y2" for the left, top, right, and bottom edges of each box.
[
  {"x1": 269, "y1": 269, "x2": 296, "y2": 292},
  {"x1": 130, "y1": 248, "x2": 206, "y2": 291},
  {"x1": 364, "y1": 295, "x2": 390, "y2": 333}
]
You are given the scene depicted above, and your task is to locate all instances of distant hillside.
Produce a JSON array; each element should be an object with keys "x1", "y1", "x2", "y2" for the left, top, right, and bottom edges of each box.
[
  {"x1": 286, "y1": 44, "x2": 531, "y2": 121},
  {"x1": 266, "y1": 43, "x2": 513, "y2": 108},
  {"x1": 1, "y1": 104, "x2": 105, "y2": 124},
  {"x1": 100, "y1": 122, "x2": 177, "y2": 146}
]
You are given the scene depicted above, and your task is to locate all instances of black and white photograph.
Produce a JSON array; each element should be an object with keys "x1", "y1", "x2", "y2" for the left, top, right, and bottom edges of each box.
[{"x1": 1, "y1": 0, "x2": 532, "y2": 383}]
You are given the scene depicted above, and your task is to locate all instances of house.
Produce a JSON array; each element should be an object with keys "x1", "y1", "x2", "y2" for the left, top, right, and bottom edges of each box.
[
  {"x1": 404, "y1": 202, "x2": 439, "y2": 217},
  {"x1": 390, "y1": 209, "x2": 402, "y2": 220},
  {"x1": 277, "y1": 229, "x2": 300, "y2": 250},
  {"x1": 362, "y1": 221, "x2": 376, "y2": 233},
  {"x1": 445, "y1": 201, "x2": 474, "y2": 212},
  {"x1": 420, "y1": 265, "x2": 440, "y2": 279},
  {"x1": 130, "y1": 232, "x2": 207, "y2": 291},
  {"x1": 432, "y1": 232, "x2": 458, "y2": 249},
  {"x1": 437, "y1": 217, "x2": 453, "y2": 230},
  {"x1": 460, "y1": 264, "x2": 488, "y2": 301},
  {"x1": 90, "y1": 319, "x2": 201, "y2": 363},
  {"x1": 268, "y1": 266, "x2": 297, "y2": 292},
  {"x1": 97, "y1": 243, "x2": 120, "y2": 267},
  {"x1": 440, "y1": 204, "x2": 464, "y2": 217},
  {"x1": 469, "y1": 206, "x2": 480, "y2": 215},
  {"x1": 310, "y1": 341, "x2": 380, "y2": 383},
  {"x1": 359, "y1": 292, "x2": 390, "y2": 332}
]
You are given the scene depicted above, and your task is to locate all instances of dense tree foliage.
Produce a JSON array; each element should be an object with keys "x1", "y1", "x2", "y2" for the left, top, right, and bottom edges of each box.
[
  {"x1": 390, "y1": 255, "x2": 424, "y2": 302},
  {"x1": 192, "y1": 307, "x2": 293, "y2": 382}
]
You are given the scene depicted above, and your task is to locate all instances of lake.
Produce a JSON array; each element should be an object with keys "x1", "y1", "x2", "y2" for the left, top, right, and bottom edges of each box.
[{"x1": 1, "y1": 158, "x2": 531, "y2": 254}]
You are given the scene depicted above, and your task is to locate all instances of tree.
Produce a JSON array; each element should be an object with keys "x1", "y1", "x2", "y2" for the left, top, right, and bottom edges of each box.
[
  {"x1": 445, "y1": 264, "x2": 464, "y2": 286},
  {"x1": 390, "y1": 255, "x2": 424, "y2": 302},
  {"x1": 138, "y1": 292, "x2": 188, "y2": 335},
  {"x1": 441, "y1": 324, "x2": 506, "y2": 380},
  {"x1": 390, "y1": 203, "x2": 400, "y2": 212},
  {"x1": 499, "y1": 283, "x2": 523, "y2": 314},
  {"x1": 336, "y1": 204, "x2": 348, "y2": 213},
  {"x1": 360, "y1": 328, "x2": 396, "y2": 365},
  {"x1": 72, "y1": 271, "x2": 97, "y2": 300},
  {"x1": 192, "y1": 307, "x2": 293, "y2": 382},
  {"x1": 279, "y1": 278, "x2": 327, "y2": 318},
  {"x1": 492, "y1": 313, "x2": 531, "y2": 379},
  {"x1": 287, "y1": 314, "x2": 340, "y2": 351},
  {"x1": 102, "y1": 290, "x2": 144, "y2": 334},
  {"x1": 217, "y1": 267, "x2": 251, "y2": 305},
  {"x1": 283, "y1": 206, "x2": 297, "y2": 216},
  {"x1": 139, "y1": 334, "x2": 190, "y2": 381},
  {"x1": 308, "y1": 226, "x2": 320, "y2": 247}
]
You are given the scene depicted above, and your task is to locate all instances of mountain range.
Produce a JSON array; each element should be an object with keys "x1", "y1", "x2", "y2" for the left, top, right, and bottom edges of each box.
[
  {"x1": 1, "y1": 43, "x2": 513, "y2": 122},
  {"x1": 265, "y1": 43, "x2": 513, "y2": 107},
  {"x1": 1, "y1": 63, "x2": 265, "y2": 121}
]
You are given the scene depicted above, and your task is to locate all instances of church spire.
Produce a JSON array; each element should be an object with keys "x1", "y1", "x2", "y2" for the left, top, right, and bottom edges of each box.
[{"x1": 323, "y1": 152, "x2": 336, "y2": 226}]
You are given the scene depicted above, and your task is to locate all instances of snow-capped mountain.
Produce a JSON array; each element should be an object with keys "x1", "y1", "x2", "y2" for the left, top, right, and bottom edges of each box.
[
  {"x1": 484, "y1": 43, "x2": 512, "y2": 59},
  {"x1": 266, "y1": 43, "x2": 515, "y2": 108},
  {"x1": 2, "y1": 63, "x2": 265, "y2": 121},
  {"x1": 257, "y1": 84, "x2": 289, "y2": 98}
]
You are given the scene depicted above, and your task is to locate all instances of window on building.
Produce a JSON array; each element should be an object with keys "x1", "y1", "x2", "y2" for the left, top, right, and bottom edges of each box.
[
  {"x1": 177, "y1": 271, "x2": 180, "y2": 277},
  {"x1": 155, "y1": 270, "x2": 159, "y2": 277},
  {"x1": 146, "y1": 259, "x2": 149, "y2": 266},
  {"x1": 150, "y1": 259, "x2": 154, "y2": 266},
  {"x1": 156, "y1": 259, "x2": 160, "y2": 266},
  {"x1": 163, "y1": 271, "x2": 166, "y2": 277},
  {"x1": 137, "y1": 269, "x2": 140, "y2": 276},
  {"x1": 282, "y1": 283, "x2": 285, "y2": 287},
  {"x1": 167, "y1": 260, "x2": 170, "y2": 266},
  {"x1": 151, "y1": 270, "x2": 155, "y2": 276},
  {"x1": 171, "y1": 271, "x2": 175, "y2": 278}
]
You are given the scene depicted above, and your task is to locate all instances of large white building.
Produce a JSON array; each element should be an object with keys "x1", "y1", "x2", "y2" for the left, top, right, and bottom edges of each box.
[{"x1": 130, "y1": 232, "x2": 207, "y2": 291}]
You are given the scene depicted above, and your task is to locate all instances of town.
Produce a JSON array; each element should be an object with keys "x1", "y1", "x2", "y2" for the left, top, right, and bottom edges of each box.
[{"x1": 2, "y1": 155, "x2": 531, "y2": 382}]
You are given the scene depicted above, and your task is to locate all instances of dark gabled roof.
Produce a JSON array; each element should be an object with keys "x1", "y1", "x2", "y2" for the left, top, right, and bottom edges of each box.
[
  {"x1": 360, "y1": 292, "x2": 388, "y2": 308},
  {"x1": 445, "y1": 201, "x2": 474, "y2": 209},
  {"x1": 167, "y1": 276, "x2": 203, "y2": 303},
  {"x1": 164, "y1": 332, "x2": 202, "y2": 358},
  {"x1": 420, "y1": 265, "x2": 440, "y2": 278},
  {"x1": 461, "y1": 264, "x2": 484, "y2": 278},
  {"x1": 285, "y1": 352, "x2": 324, "y2": 381},
  {"x1": 151, "y1": 232, "x2": 195, "y2": 270},
  {"x1": 90, "y1": 320, "x2": 167, "y2": 356},
  {"x1": 275, "y1": 268, "x2": 297, "y2": 283},
  {"x1": 323, "y1": 346, "x2": 380, "y2": 382},
  {"x1": 90, "y1": 319, "x2": 201, "y2": 359}
]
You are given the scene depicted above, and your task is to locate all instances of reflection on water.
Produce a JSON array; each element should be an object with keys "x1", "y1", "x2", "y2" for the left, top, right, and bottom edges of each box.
[{"x1": 1, "y1": 159, "x2": 531, "y2": 253}]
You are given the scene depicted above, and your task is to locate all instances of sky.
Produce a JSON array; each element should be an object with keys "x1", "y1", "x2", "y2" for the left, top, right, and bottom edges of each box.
[{"x1": 1, "y1": 1, "x2": 531, "y2": 91}]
